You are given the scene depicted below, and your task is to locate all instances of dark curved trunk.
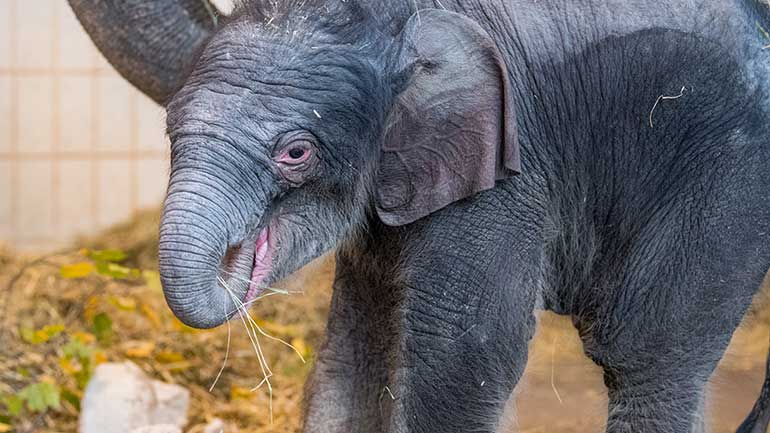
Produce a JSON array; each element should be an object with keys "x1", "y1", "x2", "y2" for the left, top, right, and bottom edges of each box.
[
  {"x1": 159, "y1": 197, "x2": 229, "y2": 329},
  {"x1": 67, "y1": 0, "x2": 217, "y2": 104},
  {"x1": 158, "y1": 142, "x2": 270, "y2": 329}
]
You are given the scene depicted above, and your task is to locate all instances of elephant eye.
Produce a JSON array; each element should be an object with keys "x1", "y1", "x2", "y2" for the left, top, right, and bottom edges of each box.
[
  {"x1": 288, "y1": 147, "x2": 306, "y2": 160},
  {"x1": 272, "y1": 131, "x2": 320, "y2": 184},
  {"x1": 276, "y1": 141, "x2": 313, "y2": 165}
]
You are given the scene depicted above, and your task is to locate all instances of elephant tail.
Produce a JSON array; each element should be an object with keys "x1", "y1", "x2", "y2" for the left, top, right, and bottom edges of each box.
[{"x1": 736, "y1": 332, "x2": 770, "y2": 433}]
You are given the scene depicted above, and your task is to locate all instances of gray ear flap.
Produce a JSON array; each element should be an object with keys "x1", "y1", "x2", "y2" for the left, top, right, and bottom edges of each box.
[{"x1": 375, "y1": 9, "x2": 520, "y2": 226}]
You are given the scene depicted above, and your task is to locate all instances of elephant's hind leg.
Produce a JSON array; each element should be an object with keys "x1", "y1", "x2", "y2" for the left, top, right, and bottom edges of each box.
[
  {"x1": 580, "y1": 201, "x2": 770, "y2": 433},
  {"x1": 604, "y1": 376, "x2": 710, "y2": 433}
]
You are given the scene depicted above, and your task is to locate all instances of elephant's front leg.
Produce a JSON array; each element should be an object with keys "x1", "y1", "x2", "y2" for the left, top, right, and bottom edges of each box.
[
  {"x1": 385, "y1": 223, "x2": 541, "y2": 433},
  {"x1": 302, "y1": 250, "x2": 400, "y2": 433},
  {"x1": 304, "y1": 214, "x2": 542, "y2": 433}
]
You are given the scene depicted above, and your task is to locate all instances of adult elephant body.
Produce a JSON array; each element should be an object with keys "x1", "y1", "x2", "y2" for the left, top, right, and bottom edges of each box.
[{"x1": 69, "y1": 0, "x2": 770, "y2": 432}]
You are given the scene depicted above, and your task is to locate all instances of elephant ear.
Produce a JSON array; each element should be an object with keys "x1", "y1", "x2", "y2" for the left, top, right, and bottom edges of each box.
[
  {"x1": 68, "y1": 0, "x2": 218, "y2": 105},
  {"x1": 375, "y1": 9, "x2": 520, "y2": 226}
]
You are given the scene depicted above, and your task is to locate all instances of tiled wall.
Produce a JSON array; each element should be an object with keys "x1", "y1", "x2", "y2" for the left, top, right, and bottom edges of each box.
[{"x1": 0, "y1": 1, "x2": 205, "y2": 251}]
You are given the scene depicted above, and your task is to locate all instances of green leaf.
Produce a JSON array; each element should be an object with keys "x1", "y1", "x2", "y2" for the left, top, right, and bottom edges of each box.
[
  {"x1": 18, "y1": 382, "x2": 60, "y2": 413},
  {"x1": 92, "y1": 313, "x2": 113, "y2": 344},
  {"x1": 62, "y1": 336, "x2": 98, "y2": 389},
  {"x1": 1, "y1": 395, "x2": 23, "y2": 417},
  {"x1": 87, "y1": 249, "x2": 128, "y2": 263},
  {"x1": 60, "y1": 388, "x2": 81, "y2": 411},
  {"x1": 60, "y1": 262, "x2": 95, "y2": 279},
  {"x1": 63, "y1": 338, "x2": 94, "y2": 360},
  {"x1": 95, "y1": 262, "x2": 139, "y2": 279}
]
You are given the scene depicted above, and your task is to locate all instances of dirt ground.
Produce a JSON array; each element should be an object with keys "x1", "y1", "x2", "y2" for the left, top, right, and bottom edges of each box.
[{"x1": 0, "y1": 210, "x2": 768, "y2": 433}]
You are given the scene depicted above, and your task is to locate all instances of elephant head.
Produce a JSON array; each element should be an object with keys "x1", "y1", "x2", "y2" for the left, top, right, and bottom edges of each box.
[{"x1": 70, "y1": 0, "x2": 520, "y2": 328}]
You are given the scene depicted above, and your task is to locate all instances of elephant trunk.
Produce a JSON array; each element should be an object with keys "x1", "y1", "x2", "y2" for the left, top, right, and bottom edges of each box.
[
  {"x1": 67, "y1": 0, "x2": 218, "y2": 104},
  {"x1": 158, "y1": 142, "x2": 271, "y2": 328}
]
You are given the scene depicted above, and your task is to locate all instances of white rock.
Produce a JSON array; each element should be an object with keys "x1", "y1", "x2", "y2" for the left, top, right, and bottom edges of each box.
[
  {"x1": 79, "y1": 362, "x2": 189, "y2": 433},
  {"x1": 130, "y1": 425, "x2": 182, "y2": 433}
]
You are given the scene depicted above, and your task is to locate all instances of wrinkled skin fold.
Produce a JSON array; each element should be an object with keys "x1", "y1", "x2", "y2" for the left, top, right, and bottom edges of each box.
[{"x1": 69, "y1": 0, "x2": 770, "y2": 432}]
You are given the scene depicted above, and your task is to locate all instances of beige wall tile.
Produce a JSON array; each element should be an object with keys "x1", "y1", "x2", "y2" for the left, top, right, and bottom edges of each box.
[
  {"x1": 96, "y1": 75, "x2": 133, "y2": 152},
  {"x1": 0, "y1": 161, "x2": 12, "y2": 240},
  {"x1": 58, "y1": 3, "x2": 96, "y2": 70},
  {"x1": 16, "y1": 2, "x2": 53, "y2": 69},
  {"x1": 136, "y1": 94, "x2": 167, "y2": 153},
  {"x1": 94, "y1": 45, "x2": 112, "y2": 72},
  {"x1": 17, "y1": 76, "x2": 54, "y2": 154},
  {"x1": 0, "y1": 0, "x2": 10, "y2": 69},
  {"x1": 60, "y1": 76, "x2": 92, "y2": 153},
  {"x1": 136, "y1": 158, "x2": 169, "y2": 210},
  {"x1": 59, "y1": 160, "x2": 93, "y2": 237},
  {"x1": 1, "y1": 1, "x2": 174, "y2": 251},
  {"x1": 0, "y1": 76, "x2": 11, "y2": 154},
  {"x1": 97, "y1": 160, "x2": 131, "y2": 229},
  {"x1": 18, "y1": 160, "x2": 53, "y2": 239}
]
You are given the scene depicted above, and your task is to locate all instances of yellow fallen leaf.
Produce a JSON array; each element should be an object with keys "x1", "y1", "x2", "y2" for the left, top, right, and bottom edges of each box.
[
  {"x1": 108, "y1": 296, "x2": 137, "y2": 311},
  {"x1": 142, "y1": 270, "x2": 162, "y2": 291},
  {"x1": 171, "y1": 317, "x2": 197, "y2": 334},
  {"x1": 291, "y1": 337, "x2": 311, "y2": 359},
  {"x1": 58, "y1": 357, "x2": 81, "y2": 375},
  {"x1": 155, "y1": 350, "x2": 185, "y2": 364},
  {"x1": 163, "y1": 361, "x2": 193, "y2": 372},
  {"x1": 93, "y1": 350, "x2": 108, "y2": 365},
  {"x1": 140, "y1": 303, "x2": 162, "y2": 329},
  {"x1": 83, "y1": 296, "x2": 101, "y2": 323},
  {"x1": 60, "y1": 262, "x2": 95, "y2": 279},
  {"x1": 20, "y1": 324, "x2": 65, "y2": 344},
  {"x1": 0, "y1": 422, "x2": 12, "y2": 432},
  {"x1": 123, "y1": 341, "x2": 156, "y2": 358},
  {"x1": 71, "y1": 331, "x2": 96, "y2": 345},
  {"x1": 230, "y1": 386, "x2": 255, "y2": 401},
  {"x1": 95, "y1": 261, "x2": 137, "y2": 279},
  {"x1": 88, "y1": 249, "x2": 127, "y2": 263}
]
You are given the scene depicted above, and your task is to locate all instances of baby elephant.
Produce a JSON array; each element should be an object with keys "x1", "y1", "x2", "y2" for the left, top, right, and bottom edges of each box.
[{"x1": 69, "y1": 0, "x2": 770, "y2": 431}]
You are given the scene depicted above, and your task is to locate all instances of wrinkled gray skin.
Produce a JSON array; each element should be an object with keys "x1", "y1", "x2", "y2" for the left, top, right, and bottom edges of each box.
[{"x1": 69, "y1": 0, "x2": 770, "y2": 432}]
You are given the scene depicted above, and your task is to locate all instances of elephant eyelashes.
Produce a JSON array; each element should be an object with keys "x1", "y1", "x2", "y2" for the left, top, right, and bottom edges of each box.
[{"x1": 272, "y1": 131, "x2": 320, "y2": 185}]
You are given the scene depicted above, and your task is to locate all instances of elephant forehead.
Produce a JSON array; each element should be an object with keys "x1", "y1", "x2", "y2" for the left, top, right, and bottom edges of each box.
[
  {"x1": 170, "y1": 58, "x2": 378, "y2": 140},
  {"x1": 185, "y1": 36, "x2": 374, "y2": 101}
]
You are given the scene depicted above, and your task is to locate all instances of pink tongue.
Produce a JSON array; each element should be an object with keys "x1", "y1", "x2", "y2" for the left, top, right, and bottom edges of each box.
[{"x1": 246, "y1": 227, "x2": 271, "y2": 302}]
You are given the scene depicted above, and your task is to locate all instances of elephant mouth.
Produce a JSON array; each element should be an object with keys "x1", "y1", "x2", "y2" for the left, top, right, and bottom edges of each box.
[
  {"x1": 246, "y1": 226, "x2": 273, "y2": 302},
  {"x1": 220, "y1": 225, "x2": 274, "y2": 307}
]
